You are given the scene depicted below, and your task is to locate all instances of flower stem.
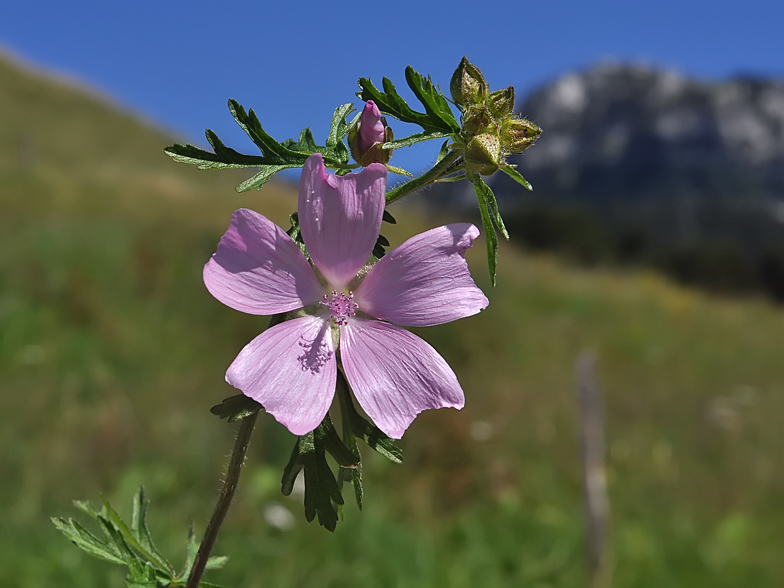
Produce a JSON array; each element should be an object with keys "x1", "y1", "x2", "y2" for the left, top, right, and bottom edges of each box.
[
  {"x1": 186, "y1": 411, "x2": 258, "y2": 588},
  {"x1": 384, "y1": 150, "x2": 463, "y2": 205}
]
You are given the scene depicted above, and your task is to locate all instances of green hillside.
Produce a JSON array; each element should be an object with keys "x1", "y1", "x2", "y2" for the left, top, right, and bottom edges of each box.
[{"x1": 1, "y1": 53, "x2": 783, "y2": 588}]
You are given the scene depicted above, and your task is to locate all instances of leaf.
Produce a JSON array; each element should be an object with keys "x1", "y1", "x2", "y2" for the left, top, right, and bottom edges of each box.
[
  {"x1": 52, "y1": 517, "x2": 127, "y2": 565},
  {"x1": 472, "y1": 175, "x2": 509, "y2": 240},
  {"x1": 228, "y1": 100, "x2": 309, "y2": 164},
  {"x1": 336, "y1": 371, "x2": 403, "y2": 463},
  {"x1": 382, "y1": 209, "x2": 397, "y2": 224},
  {"x1": 210, "y1": 394, "x2": 263, "y2": 422},
  {"x1": 325, "y1": 103, "x2": 355, "y2": 164},
  {"x1": 358, "y1": 71, "x2": 456, "y2": 134},
  {"x1": 404, "y1": 66, "x2": 461, "y2": 133},
  {"x1": 205, "y1": 555, "x2": 229, "y2": 570},
  {"x1": 130, "y1": 487, "x2": 169, "y2": 572},
  {"x1": 385, "y1": 164, "x2": 413, "y2": 178},
  {"x1": 236, "y1": 165, "x2": 300, "y2": 192},
  {"x1": 382, "y1": 130, "x2": 449, "y2": 150},
  {"x1": 314, "y1": 413, "x2": 360, "y2": 468},
  {"x1": 499, "y1": 163, "x2": 533, "y2": 191},
  {"x1": 100, "y1": 496, "x2": 173, "y2": 573},
  {"x1": 125, "y1": 560, "x2": 158, "y2": 588},
  {"x1": 470, "y1": 172, "x2": 499, "y2": 287}
]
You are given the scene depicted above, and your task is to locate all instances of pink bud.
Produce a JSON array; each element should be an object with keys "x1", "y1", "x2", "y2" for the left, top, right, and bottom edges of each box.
[{"x1": 358, "y1": 100, "x2": 386, "y2": 153}]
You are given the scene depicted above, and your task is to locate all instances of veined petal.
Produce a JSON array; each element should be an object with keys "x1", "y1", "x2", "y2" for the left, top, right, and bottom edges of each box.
[
  {"x1": 340, "y1": 318, "x2": 464, "y2": 439},
  {"x1": 204, "y1": 208, "x2": 323, "y2": 315},
  {"x1": 354, "y1": 224, "x2": 489, "y2": 327},
  {"x1": 227, "y1": 315, "x2": 336, "y2": 435},
  {"x1": 298, "y1": 153, "x2": 386, "y2": 289}
]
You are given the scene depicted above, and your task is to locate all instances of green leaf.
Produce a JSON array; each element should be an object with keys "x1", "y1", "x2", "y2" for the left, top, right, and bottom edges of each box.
[
  {"x1": 125, "y1": 560, "x2": 158, "y2": 588},
  {"x1": 336, "y1": 371, "x2": 403, "y2": 463},
  {"x1": 100, "y1": 495, "x2": 173, "y2": 573},
  {"x1": 325, "y1": 103, "x2": 355, "y2": 164},
  {"x1": 404, "y1": 66, "x2": 461, "y2": 133},
  {"x1": 205, "y1": 555, "x2": 229, "y2": 570},
  {"x1": 236, "y1": 165, "x2": 300, "y2": 192},
  {"x1": 470, "y1": 172, "x2": 499, "y2": 286},
  {"x1": 314, "y1": 413, "x2": 360, "y2": 468},
  {"x1": 358, "y1": 71, "x2": 456, "y2": 134},
  {"x1": 52, "y1": 517, "x2": 127, "y2": 565},
  {"x1": 210, "y1": 394, "x2": 263, "y2": 422},
  {"x1": 385, "y1": 164, "x2": 413, "y2": 178},
  {"x1": 382, "y1": 130, "x2": 449, "y2": 150},
  {"x1": 499, "y1": 163, "x2": 533, "y2": 191},
  {"x1": 228, "y1": 100, "x2": 309, "y2": 164},
  {"x1": 130, "y1": 487, "x2": 169, "y2": 572},
  {"x1": 472, "y1": 175, "x2": 509, "y2": 240}
]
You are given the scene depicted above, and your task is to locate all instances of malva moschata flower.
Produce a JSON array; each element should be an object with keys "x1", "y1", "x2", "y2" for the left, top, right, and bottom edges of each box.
[{"x1": 204, "y1": 153, "x2": 488, "y2": 438}]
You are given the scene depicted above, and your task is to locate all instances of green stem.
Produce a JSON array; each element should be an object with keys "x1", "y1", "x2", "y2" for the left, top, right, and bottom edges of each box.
[
  {"x1": 186, "y1": 412, "x2": 258, "y2": 588},
  {"x1": 384, "y1": 150, "x2": 463, "y2": 205}
]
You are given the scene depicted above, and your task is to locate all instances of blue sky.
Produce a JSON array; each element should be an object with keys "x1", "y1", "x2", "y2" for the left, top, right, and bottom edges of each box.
[{"x1": 2, "y1": 0, "x2": 783, "y2": 174}]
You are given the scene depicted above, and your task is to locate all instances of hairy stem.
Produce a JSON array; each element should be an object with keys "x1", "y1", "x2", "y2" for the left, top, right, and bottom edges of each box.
[
  {"x1": 384, "y1": 150, "x2": 463, "y2": 205},
  {"x1": 186, "y1": 412, "x2": 258, "y2": 588}
]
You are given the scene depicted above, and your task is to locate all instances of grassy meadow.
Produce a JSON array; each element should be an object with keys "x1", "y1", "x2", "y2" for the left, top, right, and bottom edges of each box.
[{"x1": 1, "y1": 53, "x2": 783, "y2": 587}]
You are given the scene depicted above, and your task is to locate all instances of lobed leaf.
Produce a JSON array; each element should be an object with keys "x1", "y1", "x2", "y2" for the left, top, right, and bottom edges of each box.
[
  {"x1": 404, "y1": 66, "x2": 461, "y2": 133},
  {"x1": 210, "y1": 394, "x2": 263, "y2": 422}
]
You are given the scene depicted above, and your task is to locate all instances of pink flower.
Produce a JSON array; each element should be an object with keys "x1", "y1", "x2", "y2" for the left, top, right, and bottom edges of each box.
[
  {"x1": 358, "y1": 100, "x2": 386, "y2": 154},
  {"x1": 204, "y1": 153, "x2": 488, "y2": 438}
]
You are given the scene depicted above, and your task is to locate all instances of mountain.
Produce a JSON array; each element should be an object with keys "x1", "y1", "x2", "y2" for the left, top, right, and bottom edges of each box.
[
  {"x1": 478, "y1": 63, "x2": 784, "y2": 300},
  {"x1": 504, "y1": 62, "x2": 784, "y2": 203}
]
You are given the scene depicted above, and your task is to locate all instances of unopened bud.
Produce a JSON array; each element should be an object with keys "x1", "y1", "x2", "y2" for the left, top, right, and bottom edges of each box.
[
  {"x1": 487, "y1": 86, "x2": 515, "y2": 119},
  {"x1": 501, "y1": 118, "x2": 541, "y2": 154},
  {"x1": 450, "y1": 57, "x2": 488, "y2": 107},
  {"x1": 465, "y1": 133, "x2": 502, "y2": 176},
  {"x1": 349, "y1": 101, "x2": 393, "y2": 166}
]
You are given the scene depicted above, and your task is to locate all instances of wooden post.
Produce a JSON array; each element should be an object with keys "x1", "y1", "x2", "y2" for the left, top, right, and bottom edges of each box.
[{"x1": 576, "y1": 350, "x2": 612, "y2": 588}]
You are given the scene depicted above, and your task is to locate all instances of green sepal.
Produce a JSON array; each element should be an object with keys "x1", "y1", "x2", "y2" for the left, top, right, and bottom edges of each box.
[
  {"x1": 382, "y1": 130, "x2": 450, "y2": 150},
  {"x1": 210, "y1": 394, "x2": 262, "y2": 423},
  {"x1": 372, "y1": 233, "x2": 390, "y2": 259},
  {"x1": 499, "y1": 163, "x2": 533, "y2": 191},
  {"x1": 357, "y1": 67, "x2": 458, "y2": 134},
  {"x1": 469, "y1": 171, "x2": 500, "y2": 286},
  {"x1": 382, "y1": 209, "x2": 397, "y2": 224}
]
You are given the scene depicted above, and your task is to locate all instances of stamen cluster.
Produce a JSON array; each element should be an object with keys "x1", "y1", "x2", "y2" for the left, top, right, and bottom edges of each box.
[{"x1": 320, "y1": 290, "x2": 358, "y2": 326}]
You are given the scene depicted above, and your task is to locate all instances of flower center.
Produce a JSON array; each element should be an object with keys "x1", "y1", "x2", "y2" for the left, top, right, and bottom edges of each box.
[{"x1": 320, "y1": 290, "x2": 358, "y2": 326}]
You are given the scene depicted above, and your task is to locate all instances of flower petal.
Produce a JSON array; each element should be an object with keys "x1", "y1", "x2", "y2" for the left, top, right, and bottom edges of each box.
[
  {"x1": 340, "y1": 318, "x2": 464, "y2": 439},
  {"x1": 354, "y1": 223, "x2": 489, "y2": 327},
  {"x1": 204, "y1": 208, "x2": 323, "y2": 315},
  {"x1": 227, "y1": 315, "x2": 336, "y2": 435},
  {"x1": 298, "y1": 153, "x2": 386, "y2": 289}
]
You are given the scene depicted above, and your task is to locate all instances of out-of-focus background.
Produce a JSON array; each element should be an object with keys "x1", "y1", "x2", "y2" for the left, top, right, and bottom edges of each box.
[{"x1": 2, "y1": 2, "x2": 784, "y2": 587}]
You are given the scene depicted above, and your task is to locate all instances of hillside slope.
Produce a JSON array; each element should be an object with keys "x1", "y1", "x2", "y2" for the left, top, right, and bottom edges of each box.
[{"x1": 1, "y1": 54, "x2": 783, "y2": 588}]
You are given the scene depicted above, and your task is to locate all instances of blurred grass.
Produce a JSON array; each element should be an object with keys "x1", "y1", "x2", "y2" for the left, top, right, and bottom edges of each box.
[{"x1": 1, "y1": 53, "x2": 783, "y2": 587}]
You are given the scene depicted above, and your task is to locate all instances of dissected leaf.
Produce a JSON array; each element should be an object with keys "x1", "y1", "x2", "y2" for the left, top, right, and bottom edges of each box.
[
  {"x1": 210, "y1": 394, "x2": 263, "y2": 422},
  {"x1": 405, "y1": 66, "x2": 461, "y2": 133},
  {"x1": 52, "y1": 517, "x2": 127, "y2": 565},
  {"x1": 382, "y1": 130, "x2": 449, "y2": 150},
  {"x1": 472, "y1": 175, "x2": 509, "y2": 239}
]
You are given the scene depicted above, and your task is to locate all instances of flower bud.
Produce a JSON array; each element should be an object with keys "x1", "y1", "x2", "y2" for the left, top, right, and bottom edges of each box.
[
  {"x1": 465, "y1": 133, "x2": 502, "y2": 176},
  {"x1": 349, "y1": 101, "x2": 393, "y2": 166},
  {"x1": 450, "y1": 57, "x2": 488, "y2": 107},
  {"x1": 461, "y1": 104, "x2": 496, "y2": 137},
  {"x1": 487, "y1": 86, "x2": 515, "y2": 119},
  {"x1": 501, "y1": 118, "x2": 541, "y2": 154}
]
